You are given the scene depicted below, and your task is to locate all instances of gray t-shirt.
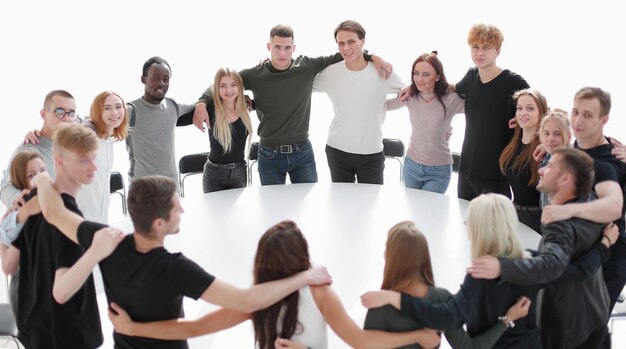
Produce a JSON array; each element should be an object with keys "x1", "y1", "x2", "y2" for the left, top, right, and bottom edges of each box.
[{"x1": 125, "y1": 97, "x2": 193, "y2": 183}]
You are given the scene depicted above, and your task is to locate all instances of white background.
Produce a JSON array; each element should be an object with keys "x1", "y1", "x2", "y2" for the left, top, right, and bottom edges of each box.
[
  {"x1": 1, "y1": 0, "x2": 625, "y2": 185},
  {"x1": 1, "y1": 1, "x2": 626, "y2": 347}
]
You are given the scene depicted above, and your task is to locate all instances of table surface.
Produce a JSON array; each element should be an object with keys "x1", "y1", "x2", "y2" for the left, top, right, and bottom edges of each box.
[{"x1": 98, "y1": 183, "x2": 541, "y2": 348}]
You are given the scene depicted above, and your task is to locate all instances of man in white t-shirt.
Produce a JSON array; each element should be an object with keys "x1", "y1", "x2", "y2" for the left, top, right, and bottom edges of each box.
[{"x1": 313, "y1": 20, "x2": 405, "y2": 184}]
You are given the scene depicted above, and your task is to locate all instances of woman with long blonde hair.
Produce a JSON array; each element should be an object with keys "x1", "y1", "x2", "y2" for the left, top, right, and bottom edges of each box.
[
  {"x1": 201, "y1": 67, "x2": 253, "y2": 193},
  {"x1": 361, "y1": 194, "x2": 542, "y2": 348}
]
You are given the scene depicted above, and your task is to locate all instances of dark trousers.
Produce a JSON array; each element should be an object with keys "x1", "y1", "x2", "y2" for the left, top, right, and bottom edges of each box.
[
  {"x1": 601, "y1": 237, "x2": 626, "y2": 348},
  {"x1": 202, "y1": 161, "x2": 247, "y2": 193},
  {"x1": 516, "y1": 207, "x2": 543, "y2": 235},
  {"x1": 570, "y1": 325, "x2": 606, "y2": 349},
  {"x1": 325, "y1": 145, "x2": 385, "y2": 184},
  {"x1": 457, "y1": 172, "x2": 511, "y2": 201}
]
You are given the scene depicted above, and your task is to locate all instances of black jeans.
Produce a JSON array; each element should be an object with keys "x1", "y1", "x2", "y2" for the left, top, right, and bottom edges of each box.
[
  {"x1": 457, "y1": 172, "x2": 511, "y2": 201},
  {"x1": 202, "y1": 160, "x2": 247, "y2": 193},
  {"x1": 325, "y1": 145, "x2": 385, "y2": 184},
  {"x1": 601, "y1": 237, "x2": 626, "y2": 348}
]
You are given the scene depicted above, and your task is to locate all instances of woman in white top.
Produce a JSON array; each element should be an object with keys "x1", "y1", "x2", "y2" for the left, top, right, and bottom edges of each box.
[
  {"x1": 387, "y1": 52, "x2": 464, "y2": 193},
  {"x1": 108, "y1": 220, "x2": 440, "y2": 349},
  {"x1": 76, "y1": 91, "x2": 128, "y2": 223}
]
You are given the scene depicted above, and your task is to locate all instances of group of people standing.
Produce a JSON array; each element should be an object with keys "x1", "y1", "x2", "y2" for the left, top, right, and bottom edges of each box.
[{"x1": 0, "y1": 17, "x2": 625, "y2": 349}]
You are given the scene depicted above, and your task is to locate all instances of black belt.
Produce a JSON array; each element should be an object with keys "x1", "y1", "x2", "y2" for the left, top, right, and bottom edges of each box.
[
  {"x1": 262, "y1": 140, "x2": 307, "y2": 154},
  {"x1": 207, "y1": 159, "x2": 246, "y2": 169},
  {"x1": 513, "y1": 203, "x2": 542, "y2": 212}
]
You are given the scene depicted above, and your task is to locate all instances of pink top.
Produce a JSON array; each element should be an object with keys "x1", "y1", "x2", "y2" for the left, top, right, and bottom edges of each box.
[{"x1": 387, "y1": 92, "x2": 464, "y2": 166}]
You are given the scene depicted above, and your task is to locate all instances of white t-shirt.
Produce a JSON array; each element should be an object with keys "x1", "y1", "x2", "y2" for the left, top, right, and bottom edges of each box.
[{"x1": 314, "y1": 61, "x2": 405, "y2": 154}]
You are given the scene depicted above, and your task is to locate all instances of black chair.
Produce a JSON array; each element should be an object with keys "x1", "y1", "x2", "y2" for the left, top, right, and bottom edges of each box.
[
  {"x1": 452, "y1": 152, "x2": 461, "y2": 173},
  {"x1": 109, "y1": 171, "x2": 127, "y2": 215},
  {"x1": 178, "y1": 152, "x2": 209, "y2": 197},
  {"x1": 248, "y1": 142, "x2": 259, "y2": 186},
  {"x1": 382, "y1": 138, "x2": 405, "y2": 185},
  {"x1": 0, "y1": 275, "x2": 19, "y2": 347}
]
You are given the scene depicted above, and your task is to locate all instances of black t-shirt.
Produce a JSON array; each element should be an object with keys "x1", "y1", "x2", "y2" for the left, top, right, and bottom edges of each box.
[
  {"x1": 208, "y1": 112, "x2": 248, "y2": 164},
  {"x1": 11, "y1": 190, "x2": 103, "y2": 349},
  {"x1": 575, "y1": 140, "x2": 626, "y2": 235},
  {"x1": 506, "y1": 140, "x2": 541, "y2": 206},
  {"x1": 77, "y1": 221, "x2": 216, "y2": 349},
  {"x1": 456, "y1": 68, "x2": 529, "y2": 181}
]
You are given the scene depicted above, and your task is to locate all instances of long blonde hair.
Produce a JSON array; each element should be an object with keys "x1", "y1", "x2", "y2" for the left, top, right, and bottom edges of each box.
[
  {"x1": 382, "y1": 221, "x2": 435, "y2": 291},
  {"x1": 212, "y1": 67, "x2": 252, "y2": 153},
  {"x1": 467, "y1": 194, "x2": 528, "y2": 260}
]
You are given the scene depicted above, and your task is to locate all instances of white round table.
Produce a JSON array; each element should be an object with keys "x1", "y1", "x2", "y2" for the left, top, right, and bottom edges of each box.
[{"x1": 101, "y1": 183, "x2": 540, "y2": 348}]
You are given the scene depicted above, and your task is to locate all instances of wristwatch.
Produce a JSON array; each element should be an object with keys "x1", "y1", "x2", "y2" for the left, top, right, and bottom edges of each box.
[{"x1": 498, "y1": 315, "x2": 515, "y2": 328}]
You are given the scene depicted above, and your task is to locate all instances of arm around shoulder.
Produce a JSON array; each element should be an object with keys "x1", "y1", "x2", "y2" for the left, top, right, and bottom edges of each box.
[{"x1": 315, "y1": 285, "x2": 440, "y2": 349}]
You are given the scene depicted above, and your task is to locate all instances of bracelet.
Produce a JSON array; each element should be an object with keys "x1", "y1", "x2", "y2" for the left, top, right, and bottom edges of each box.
[
  {"x1": 603, "y1": 235, "x2": 613, "y2": 246},
  {"x1": 498, "y1": 316, "x2": 515, "y2": 328}
]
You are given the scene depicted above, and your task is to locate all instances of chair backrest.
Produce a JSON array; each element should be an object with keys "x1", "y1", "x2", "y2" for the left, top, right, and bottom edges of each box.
[
  {"x1": 109, "y1": 171, "x2": 127, "y2": 215},
  {"x1": 249, "y1": 142, "x2": 259, "y2": 161},
  {"x1": 178, "y1": 152, "x2": 209, "y2": 197},
  {"x1": 248, "y1": 142, "x2": 259, "y2": 185},
  {"x1": 0, "y1": 274, "x2": 19, "y2": 346},
  {"x1": 179, "y1": 152, "x2": 209, "y2": 175},
  {"x1": 452, "y1": 152, "x2": 461, "y2": 172},
  {"x1": 110, "y1": 171, "x2": 124, "y2": 193},
  {"x1": 382, "y1": 138, "x2": 405, "y2": 185},
  {"x1": 382, "y1": 138, "x2": 404, "y2": 158}
]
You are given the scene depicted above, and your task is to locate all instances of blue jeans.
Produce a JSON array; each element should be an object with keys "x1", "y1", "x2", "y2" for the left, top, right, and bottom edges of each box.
[
  {"x1": 257, "y1": 139, "x2": 318, "y2": 185},
  {"x1": 403, "y1": 156, "x2": 451, "y2": 194}
]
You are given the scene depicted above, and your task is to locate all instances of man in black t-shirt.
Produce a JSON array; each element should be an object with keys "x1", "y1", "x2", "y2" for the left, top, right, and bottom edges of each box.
[
  {"x1": 454, "y1": 24, "x2": 529, "y2": 201},
  {"x1": 0, "y1": 124, "x2": 125, "y2": 349},
  {"x1": 540, "y1": 87, "x2": 626, "y2": 349},
  {"x1": 35, "y1": 174, "x2": 332, "y2": 349}
]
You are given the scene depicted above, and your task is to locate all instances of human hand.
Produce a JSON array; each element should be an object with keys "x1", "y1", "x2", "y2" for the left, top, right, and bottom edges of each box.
[
  {"x1": 306, "y1": 265, "x2": 332, "y2": 286},
  {"x1": 274, "y1": 338, "x2": 307, "y2": 349},
  {"x1": 611, "y1": 138, "x2": 626, "y2": 163},
  {"x1": 533, "y1": 144, "x2": 547, "y2": 162},
  {"x1": 416, "y1": 328, "x2": 441, "y2": 349},
  {"x1": 22, "y1": 129, "x2": 41, "y2": 145},
  {"x1": 371, "y1": 55, "x2": 392, "y2": 79},
  {"x1": 505, "y1": 296, "x2": 531, "y2": 321},
  {"x1": 108, "y1": 302, "x2": 135, "y2": 336},
  {"x1": 90, "y1": 227, "x2": 126, "y2": 261},
  {"x1": 445, "y1": 126, "x2": 453, "y2": 141},
  {"x1": 466, "y1": 255, "x2": 501, "y2": 279},
  {"x1": 31, "y1": 171, "x2": 53, "y2": 188},
  {"x1": 602, "y1": 222, "x2": 619, "y2": 247},
  {"x1": 508, "y1": 117, "x2": 517, "y2": 129},
  {"x1": 258, "y1": 57, "x2": 270, "y2": 66},
  {"x1": 360, "y1": 290, "x2": 400, "y2": 309},
  {"x1": 19, "y1": 196, "x2": 41, "y2": 217},
  {"x1": 11, "y1": 189, "x2": 30, "y2": 209},
  {"x1": 193, "y1": 103, "x2": 210, "y2": 132},
  {"x1": 398, "y1": 85, "x2": 412, "y2": 102},
  {"x1": 541, "y1": 204, "x2": 573, "y2": 224},
  {"x1": 244, "y1": 95, "x2": 254, "y2": 111}
]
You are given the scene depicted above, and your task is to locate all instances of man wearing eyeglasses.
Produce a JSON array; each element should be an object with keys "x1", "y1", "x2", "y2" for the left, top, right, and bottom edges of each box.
[
  {"x1": 0, "y1": 89, "x2": 78, "y2": 327},
  {"x1": 1, "y1": 90, "x2": 78, "y2": 210}
]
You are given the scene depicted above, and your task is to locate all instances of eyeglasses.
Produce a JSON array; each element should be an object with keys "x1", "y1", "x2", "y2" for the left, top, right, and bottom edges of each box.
[{"x1": 50, "y1": 107, "x2": 77, "y2": 120}]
